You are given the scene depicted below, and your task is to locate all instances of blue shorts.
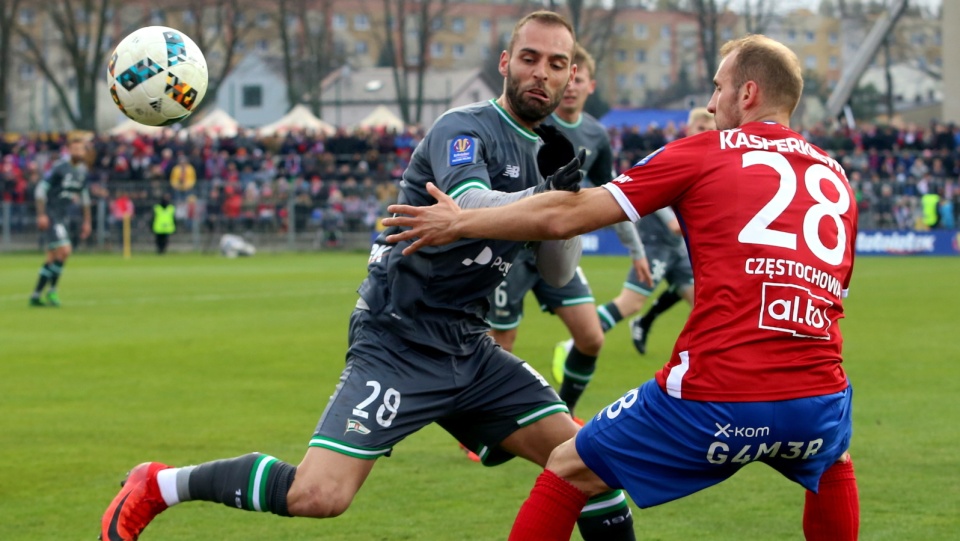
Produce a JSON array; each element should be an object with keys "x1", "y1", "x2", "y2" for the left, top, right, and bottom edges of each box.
[{"x1": 576, "y1": 379, "x2": 853, "y2": 508}]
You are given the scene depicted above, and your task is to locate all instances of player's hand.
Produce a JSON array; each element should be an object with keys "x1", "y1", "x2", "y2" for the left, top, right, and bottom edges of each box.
[
  {"x1": 535, "y1": 149, "x2": 585, "y2": 194},
  {"x1": 633, "y1": 257, "x2": 653, "y2": 288},
  {"x1": 384, "y1": 182, "x2": 463, "y2": 255},
  {"x1": 81, "y1": 221, "x2": 92, "y2": 240},
  {"x1": 534, "y1": 124, "x2": 576, "y2": 177},
  {"x1": 36, "y1": 214, "x2": 49, "y2": 231}
]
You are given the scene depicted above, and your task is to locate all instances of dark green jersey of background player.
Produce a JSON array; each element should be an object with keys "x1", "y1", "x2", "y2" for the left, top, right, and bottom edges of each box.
[
  {"x1": 541, "y1": 111, "x2": 613, "y2": 188},
  {"x1": 36, "y1": 158, "x2": 90, "y2": 221},
  {"x1": 359, "y1": 100, "x2": 542, "y2": 355}
]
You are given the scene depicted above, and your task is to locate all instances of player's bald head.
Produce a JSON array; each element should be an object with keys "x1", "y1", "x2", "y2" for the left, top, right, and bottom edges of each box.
[{"x1": 719, "y1": 35, "x2": 803, "y2": 115}]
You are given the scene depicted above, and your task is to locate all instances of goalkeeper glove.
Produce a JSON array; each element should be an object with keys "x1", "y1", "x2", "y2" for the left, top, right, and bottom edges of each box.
[{"x1": 534, "y1": 149, "x2": 586, "y2": 194}]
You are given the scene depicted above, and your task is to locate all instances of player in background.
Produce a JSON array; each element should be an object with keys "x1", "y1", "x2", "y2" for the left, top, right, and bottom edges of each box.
[
  {"x1": 29, "y1": 133, "x2": 91, "y2": 307},
  {"x1": 486, "y1": 43, "x2": 651, "y2": 424},
  {"x1": 384, "y1": 34, "x2": 860, "y2": 541},
  {"x1": 626, "y1": 107, "x2": 716, "y2": 355},
  {"x1": 100, "y1": 12, "x2": 636, "y2": 541}
]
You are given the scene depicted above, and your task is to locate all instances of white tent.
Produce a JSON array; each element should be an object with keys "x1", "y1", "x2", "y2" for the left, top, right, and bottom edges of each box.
[
  {"x1": 356, "y1": 105, "x2": 405, "y2": 130},
  {"x1": 187, "y1": 108, "x2": 240, "y2": 138},
  {"x1": 107, "y1": 117, "x2": 168, "y2": 137},
  {"x1": 259, "y1": 104, "x2": 336, "y2": 136}
]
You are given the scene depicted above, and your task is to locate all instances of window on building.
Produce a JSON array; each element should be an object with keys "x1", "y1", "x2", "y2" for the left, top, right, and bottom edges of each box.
[
  {"x1": 149, "y1": 8, "x2": 164, "y2": 25},
  {"x1": 356, "y1": 40, "x2": 368, "y2": 55},
  {"x1": 452, "y1": 43, "x2": 465, "y2": 58},
  {"x1": 635, "y1": 49, "x2": 647, "y2": 63},
  {"x1": 19, "y1": 7, "x2": 33, "y2": 25},
  {"x1": 805, "y1": 55, "x2": 817, "y2": 69},
  {"x1": 480, "y1": 19, "x2": 491, "y2": 33},
  {"x1": 634, "y1": 24, "x2": 648, "y2": 39},
  {"x1": 19, "y1": 63, "x2": 35, "y2": 81},
  {"x1": 616, "y1": 74, "x2": 627, "y2": 88},
  {"x1": 661, "y1": 25, "x2": 671, "y2": 39},
  {"x1": 787, "y1": 29, "x2": 796, "y2": 42},
  {"x1": 634, "y1": 73, "x2": 646, "y2": 87},
  {"x1": 480, "y1": 45, "x2": 490, "y2": 59},
  {"x1": 431, "y1": 17, "x2": 443, "y2": 31},
  {"x1": 829, "y1": 32, "x2": 838, "y2": 44},
  {"x1": 721, "y1": 27, "x2": 733, "y2": 41},
  {"x1": 452, "y1": 17, "x2": 465, "y2": 33},
  {"x1": 661, "y1": 74, "x2": 671, "y2": 89},
  {"x1": 616, "y1": 49, "x2": 627, "y2": 62},
  {"x1": 660, "y1": 50, "x2": 671, "y2": 66},
  {"x1": 355, "y1": 14, "x2": 369, "y2": 31},
  {"x1": 182, "y1": 10, "x2": 195, "y2": 24},
  {"x1": 805, "y1": 31, "x2": 815, "y2": 43},
  {"x1": 431, "y1": 42, "x2": 444, "y2": 57},
  {"x1": 829, "y1": 56, "x2": 838, "y2": 69},
  {"x1": 333, "y1": 14, "x2": 347, "y2": 30},
  {"x1": 242, "y1": 85, "x2": 262, "y2": 108}
]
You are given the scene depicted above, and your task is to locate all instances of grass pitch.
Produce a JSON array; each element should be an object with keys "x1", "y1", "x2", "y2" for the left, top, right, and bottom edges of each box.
[{"x1": 1, "y1": 251, "x2": 958, "y2": 540}]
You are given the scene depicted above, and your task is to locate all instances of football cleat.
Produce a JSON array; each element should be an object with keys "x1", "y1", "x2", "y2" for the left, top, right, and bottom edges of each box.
[
  {"x1": 44, "y1": 290, "x2": 61, "y2": 307},
  {"x1": 571, "y1": 415, "x2": 585, "y2": 427},
  {"x1": 29, "y1": 296, "x2": 45, "y2": 307},
  {"x1": 100, "y1": 462, "x2": 171, "y2": 541},
  {"x1": 629, "y1": 317, "x2": 649, "y2": 355},
  {"x1": 552, "y1": 339, "x2": 573, "y2": 384},
  {"x1": 458, "y1": 442, "x2": 481, "y2": 463}
]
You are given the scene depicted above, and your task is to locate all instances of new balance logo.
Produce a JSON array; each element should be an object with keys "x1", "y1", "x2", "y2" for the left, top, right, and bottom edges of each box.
[{"x1": 503, "y1": 165, "x2": 520, "y2": 178}]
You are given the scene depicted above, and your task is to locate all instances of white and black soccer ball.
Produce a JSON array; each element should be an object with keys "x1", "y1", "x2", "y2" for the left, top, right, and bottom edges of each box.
[{"x1": 107, "y1": 26, "x2": 208, "y2": 127}]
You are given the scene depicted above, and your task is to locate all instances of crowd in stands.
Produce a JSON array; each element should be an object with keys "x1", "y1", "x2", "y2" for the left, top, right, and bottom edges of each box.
[{"x1": 2, "y1": 118, "x2": 959, "y2": 243}]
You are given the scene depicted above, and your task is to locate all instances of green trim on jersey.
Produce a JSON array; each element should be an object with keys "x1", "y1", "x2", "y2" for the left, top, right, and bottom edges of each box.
[
  {"x1": 448, "y1": 179, "x2": 490, "y2": 198},
  {"x1": 580, "y1": 490, "x2": 629, "y2": 518},
  {"x1": 623, "y1": 281, "x2": 654, "y2": 296},
  {"x1": 489, "y1": 99, "x2": 539, "y2": 141},
  {"x1": 516, "y1": 402, "x2": 569, "y2": 426},
  {"x1": 247, "y1": 454, "x2": 278, "y2": 512},
  {"x1": 309, "y1": 436, "x2": 392, "y2": 460},
  {"x1": 559, "y1": 296, "x2": 595, "y2": 306},
  {"x1": 549, "y1": 112, "x2": 583, "y2": 129}
]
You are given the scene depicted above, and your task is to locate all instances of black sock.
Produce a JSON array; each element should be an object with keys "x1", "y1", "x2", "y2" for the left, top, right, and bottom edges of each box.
[
  {"x1": 597, "y1": 302, "x2": 624, "y2": 333},
  {"x1": 559, "y1": 345, "x2": 597, "y2": 415},
  {"x1": 182, "y1": 453, "x2": 297, "y2": 516},
  {"x1": 48, "y1": 260, "x2": 65, "y2": 289},
  {"x1": 640, "y1": 288, "x2": 682, "y2": 329},
  {"x1": 33, "y1": 263, "x2": 53, "y2": 294},
  {"x1": 577, "y1": 490, "x2": 635, "y2": 541}
]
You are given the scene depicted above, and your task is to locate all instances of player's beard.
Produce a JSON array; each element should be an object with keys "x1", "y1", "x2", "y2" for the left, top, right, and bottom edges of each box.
[{"x1": 504, "y1": 67, "x2": 561, "y2": 124}]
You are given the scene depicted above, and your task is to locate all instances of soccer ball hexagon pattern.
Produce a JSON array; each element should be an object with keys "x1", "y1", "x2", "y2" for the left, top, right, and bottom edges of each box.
[{"x1": 107, "y1": 26, "x2": 208, "y2": 127}]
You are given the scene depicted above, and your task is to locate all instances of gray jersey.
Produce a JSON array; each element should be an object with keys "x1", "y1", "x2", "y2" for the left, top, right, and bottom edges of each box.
[
  {"x1": 36, "y1": 159, "x2": 90, "y2": 221},
  {"x1": 543, "y1": 112, "x2": 614, "y2": 188},
  {"x1": 359, "y1": 100, "x2": 542, "y2": 355},
  {"x1": 638, "y1": 207, "x2": 684, "y2": 250}
]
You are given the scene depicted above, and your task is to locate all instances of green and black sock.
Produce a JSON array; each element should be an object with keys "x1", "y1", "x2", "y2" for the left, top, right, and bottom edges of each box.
[
  {"x1": 48, "y1": 259, "x2": 65, "y2": 289},
  {"x1": 640, "y1": 288, "x2": 682, "y2": 329},
  {"x1": 32, "y1": 263, "x2": 53, "y2": 295},
  {"x1": 577, "y1": 490, "x2": 635, "y2": 541},
  {"x1": 179, "y1": 453, "x2": 297, "y2": 516},
  {"x1": 559, "y1": 345, "x2": 597, "y2": 415},
  {"x1": 596, "y1": 302, "x2": 624, "y2": 333}
]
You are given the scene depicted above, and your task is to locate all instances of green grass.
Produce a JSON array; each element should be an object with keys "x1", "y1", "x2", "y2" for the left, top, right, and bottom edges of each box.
[{"x1": 1, "y1": 252, "x2": 959, "y2": 540}]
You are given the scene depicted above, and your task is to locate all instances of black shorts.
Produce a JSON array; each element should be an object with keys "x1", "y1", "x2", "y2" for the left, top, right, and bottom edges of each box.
[{"x1": 310, "y1": 309, "x2": 568, "y2": 465}]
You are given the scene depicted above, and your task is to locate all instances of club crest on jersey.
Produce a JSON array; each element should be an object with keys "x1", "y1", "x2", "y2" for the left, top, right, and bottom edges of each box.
[
  {"x1": 634, "y1": 146, "x2": 665, "y2": 167},
  {"x1": 345, "y1": 419, "x2": 371, "y2": 435},
  {"x1": 449, "y1": 136, "x2": 477, "y2": 166}
]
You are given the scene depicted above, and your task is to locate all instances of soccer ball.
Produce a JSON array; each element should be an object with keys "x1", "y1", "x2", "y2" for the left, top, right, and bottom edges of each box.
[{"x1": 107, "y1": 26, "x2": 208, "y2": 126}]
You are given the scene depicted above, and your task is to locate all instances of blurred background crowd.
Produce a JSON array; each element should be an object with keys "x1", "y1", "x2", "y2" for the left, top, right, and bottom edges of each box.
[{"x1": 2, "y1": 118, "x2": 958, "y2": 252}]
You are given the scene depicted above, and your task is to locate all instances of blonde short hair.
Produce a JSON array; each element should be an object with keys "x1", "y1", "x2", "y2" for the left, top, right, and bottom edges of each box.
[
  {"x1": 719, "y1": 34, "x2": 803, "y2": 115},
  {"x1": 507, "y1": 11, "x2": 576, "y2": 55},
  {"x1": 687, "y1": 107, "x2": 714, "y2": 125},
  {"x1": 573, "y1": 43, "x2": 596, "y2": 79}
]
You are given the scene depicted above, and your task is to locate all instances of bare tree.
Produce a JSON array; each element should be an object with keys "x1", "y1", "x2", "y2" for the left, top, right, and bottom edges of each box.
[
  {"x1": 14, "y1": 0, "x2": 115, "y2": 131},
  {"x1": 690, "y1": 0, "x2": 721, "y2": 91},
  {"x1": 741, "y1": 0, "x2": 774, "y2": 34},
  {"x1": 368, "y1": 0, "x2": 450, "y2": 125},
  {"x1": 0, "y1": 0, "x2": 23, "y2": 131},
  {"x1": 277, "y1": 0, "x2": 339, "y2": 117}
]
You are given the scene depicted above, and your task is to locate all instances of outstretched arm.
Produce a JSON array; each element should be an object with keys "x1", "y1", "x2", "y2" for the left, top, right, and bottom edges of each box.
[{"x1": 384, "y1": 182, "x2": 626, "y2": 256}]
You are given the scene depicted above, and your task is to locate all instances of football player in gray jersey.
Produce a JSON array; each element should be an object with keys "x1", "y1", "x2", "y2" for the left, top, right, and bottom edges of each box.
[
  {"x1": 99, "y1": 12, "x2": 635, "y2": 541},
  {"x1": 486, "y1": 43, "x2": 652, "y2": 421},
  {"x1": 593, "y1": 109, "x2": 714, "y2": 354},
  {"x1": 29, "y1": 133, "x2": 91, "y2": 307}
]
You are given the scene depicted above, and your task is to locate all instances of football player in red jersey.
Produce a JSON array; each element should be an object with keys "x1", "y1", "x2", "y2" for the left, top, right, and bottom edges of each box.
[{"x1": 384, "y1": 34, "x2": 859, "y2": 541}]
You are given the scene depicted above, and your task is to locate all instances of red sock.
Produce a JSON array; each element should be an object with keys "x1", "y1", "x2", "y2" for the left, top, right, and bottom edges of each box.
[
  {"x1": 509, "y1": 470, "x2": 589, "y2": 541},
  {"x1": 803, "y1": 458, "x2": 860, "y2": 541}
]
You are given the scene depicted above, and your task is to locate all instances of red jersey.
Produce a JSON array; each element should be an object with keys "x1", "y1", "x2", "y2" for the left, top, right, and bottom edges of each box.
[{"x1": 604, "y1": 122, "x2": 857, "y2": 402}]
